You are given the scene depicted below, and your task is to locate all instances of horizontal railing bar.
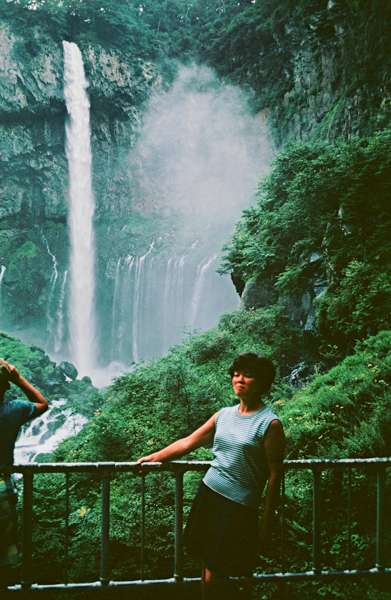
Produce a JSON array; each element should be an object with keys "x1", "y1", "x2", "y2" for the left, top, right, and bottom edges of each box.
[
  {"x1": 8, "y1": 567, "x2": 391, "y2": 592},
  {"x1": 9, "y1": 578, "x2": 200, "y2": 591},
  {"x1": 2, "y1": 456, "x2": 391, "y2": 476},
  {"x1": 252, "y1": 567, "x2": 391, "y2": 580},
  {"x1": 283, "y1": 457, "x2": 391, "y2": 468}
]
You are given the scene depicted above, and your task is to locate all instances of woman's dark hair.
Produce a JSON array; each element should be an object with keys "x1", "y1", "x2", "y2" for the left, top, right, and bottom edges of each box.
[{"x1": 228, "y1": 353, "x2": 276, "y2": 395}]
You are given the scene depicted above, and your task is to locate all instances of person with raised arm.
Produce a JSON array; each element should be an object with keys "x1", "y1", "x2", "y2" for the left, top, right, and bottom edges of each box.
[
  {"x1": 137, "y1": 352, "x2": 285, "y2": 599},
  {"x1": 0, "y1": 359, "x2": 48, "y2": 587}
]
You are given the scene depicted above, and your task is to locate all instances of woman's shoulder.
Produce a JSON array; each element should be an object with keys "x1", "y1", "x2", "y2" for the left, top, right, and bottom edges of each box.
[
  {"x1": 216, "y1": 404, "x2": 237, "y2": 423},
  {"x1": 220, "y1": 405, "x2": 237, "y2": 415}
]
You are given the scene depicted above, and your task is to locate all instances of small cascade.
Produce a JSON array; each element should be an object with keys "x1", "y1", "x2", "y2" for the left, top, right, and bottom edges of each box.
[
  {"x1": 54, "y1": 270, "x2": 68, "y2": 353},
  {"x1": 14, "y1": 399, "x2": 88, "y2": 464},
  {"x1": 41, "y1": 233, "x2": 60, "y2": 344},
  {"x1": 63, "y1": 40, "x2": 97, "y2": 376},
  {"x1": 162, "y1": 255, "x2": 186, "y2": 347},
  {"x1": 171, "y1": 256, "x2": 186, "y2": 317},
  {"x1": 132, "y1": 243, "x2": 154, "y2": 363},
  {"x1": 110, "y1": 258, "x2": 122, "y2": 361},
  {"x1": 41, "y1": 232, "x2": 59, "y2": 284},
  {"x1": 162, "y1": 257, "x2": 174, "y2": 350},
  {"x1": 117, "y1": 256, "x2": 134, "y2": 358},
  {"x1": 0, "y1": 265, "x2": 6, "y2": 317},
  {"x1": 189, "y1": 254, "x2": 218, "y2": 329},
  {"x1": 107, "y1": 246, "x2": 238, "y2": 366}
]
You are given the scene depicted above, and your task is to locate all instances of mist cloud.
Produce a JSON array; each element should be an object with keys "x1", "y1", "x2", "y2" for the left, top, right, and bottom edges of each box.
[{"x1": 130, "y1": 63, "x2": 273, "y2": 229}]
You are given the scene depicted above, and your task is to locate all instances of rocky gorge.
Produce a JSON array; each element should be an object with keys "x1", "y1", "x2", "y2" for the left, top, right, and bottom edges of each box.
[{"x1": 1, "y1": 0, "x2": 391, "y2": 382}]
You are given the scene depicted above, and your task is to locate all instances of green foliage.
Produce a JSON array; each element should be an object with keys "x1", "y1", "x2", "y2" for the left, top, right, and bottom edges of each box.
[
  {"x1": 219, "y1": 130, "x2": 391, "y2": 354},
  {"x1": 282, "y1": 330, "x2": 391, "y2": 459},
  {"x1": 0, "y1": 330, "x2": 101, "y2": 412},
  {"x1": 268, "y1": 332, "x2": 391, "y2": 599}
]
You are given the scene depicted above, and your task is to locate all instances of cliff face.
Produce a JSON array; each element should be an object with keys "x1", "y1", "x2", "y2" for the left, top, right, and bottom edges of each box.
[
  {"x1": 0, "y1": 21, "x2": 161, "y2": 329},
  {"x1": 0, "y1": 22, "x2": 159, "y2": 223},
  {"x1": 264, "y1": 0, "x2": 391, "y2": 144},
  {"x1": 0, "y1": 24, "x2": 65, "y2": 221}
]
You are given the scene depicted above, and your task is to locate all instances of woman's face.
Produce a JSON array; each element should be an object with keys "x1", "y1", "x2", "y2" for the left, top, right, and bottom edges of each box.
[{"x1": 232, "y1": 371, "x2": 261, "y2": 401}]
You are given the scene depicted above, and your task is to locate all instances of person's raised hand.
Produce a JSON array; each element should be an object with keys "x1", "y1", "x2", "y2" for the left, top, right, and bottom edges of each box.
[{"x1": 4, "y1": 362, "x2": 21, "y2": 385}]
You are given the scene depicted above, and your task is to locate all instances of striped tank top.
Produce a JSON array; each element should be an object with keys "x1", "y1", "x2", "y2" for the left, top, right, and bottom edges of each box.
[{"x1": 203, "y1": 404, "x2": 280, "y2": 508}]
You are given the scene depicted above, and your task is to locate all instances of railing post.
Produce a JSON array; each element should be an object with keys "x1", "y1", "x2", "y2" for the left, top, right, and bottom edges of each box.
[
  {"x1": 312, "y1": 467, "x2": 322, "y2": 576},
  {"x1": 64, "y1": 472, "x2": 70, "y2": 584},
  {"x1": 100, "y1": 469, "x2": 111, "y2": 586},
  {"x1": 21, "y1": 470, "x2": 34, "y2": 590},
  {"x1": 174, "y1": 469, "x2": 184, "y2": 582},
  {"x1": 141, "y1": 474, "x2": 145, "y2": 581},
  {"x1": 281, "y1": 469, "x2": 286, "y2": 574},
  {"x1": 347, "y1": 467, "x2": 352, "y2": 571},
  {"x1": 376, "y1": 464, "x2": 386, "y2": 571}
]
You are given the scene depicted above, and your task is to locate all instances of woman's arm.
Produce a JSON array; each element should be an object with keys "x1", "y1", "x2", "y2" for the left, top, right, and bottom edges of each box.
[
  {"x1": 137, "y1": 412, "x2": 218, "y2": 464},
  {"x1": 7, "y1": 362, "x2": 49, "y2": 417},
  {"x1": 258, "y1": 419, "x2": 286, "y2": 541}
]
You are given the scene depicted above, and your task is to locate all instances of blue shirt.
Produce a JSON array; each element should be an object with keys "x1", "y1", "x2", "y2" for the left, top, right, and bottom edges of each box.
[
  {"x1": 0, "y1": 400, "x2": 37, "y2": 469},
  {"x1": 203, "y1": 404, "x2": 280, "y2": 508}
]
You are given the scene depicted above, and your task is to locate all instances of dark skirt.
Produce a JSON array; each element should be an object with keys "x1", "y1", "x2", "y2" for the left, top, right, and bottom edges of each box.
[{"x1": 184, "y1": 482, "x2": 258, "y2": 577}]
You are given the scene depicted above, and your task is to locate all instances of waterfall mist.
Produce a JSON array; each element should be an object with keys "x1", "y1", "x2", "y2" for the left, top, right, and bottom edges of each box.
[
  {"x1": 63, "y1": 41, "x2": 97, "y2": 378},
  {"x1": 131, "y1": 64, "x2": 273, "y2": 223},
  {"x1": 98, "y1": 64, "x2": 274, "y2": 375}
]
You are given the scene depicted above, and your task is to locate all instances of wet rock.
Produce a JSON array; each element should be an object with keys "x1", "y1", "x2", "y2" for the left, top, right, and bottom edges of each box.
[
  {"x1": 285, "y1": 362, "x2": 314, "y2": 389},
  {"x1": 59, "y1": 361, "x2": 78, "y2": 381},
  {"x1": 240, "y1": 281, "x2": 277, "y2": 310}
]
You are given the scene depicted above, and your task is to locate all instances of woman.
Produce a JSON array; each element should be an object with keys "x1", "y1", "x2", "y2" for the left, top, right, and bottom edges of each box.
[{"x1": 137, "y1": 352, "x2": 285, "y2": 599}]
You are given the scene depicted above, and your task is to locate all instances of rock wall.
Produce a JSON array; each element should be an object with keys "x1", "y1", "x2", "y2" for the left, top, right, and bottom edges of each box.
[
  {"x1": 0, "y1": 20, "x2": 161, "y2": 329},
  {"x1": 268, "y1": 0, "x2": 386, "y2": 143}
]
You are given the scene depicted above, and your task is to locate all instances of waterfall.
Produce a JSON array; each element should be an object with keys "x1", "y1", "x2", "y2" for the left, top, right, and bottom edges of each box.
[
  {"x1": 132, "y1": 243, "x2": 154, "y2": 363},
  {"x1": 117, "y1": 256, "x2": 134, "y2": 358},
  {"x1": 175, "y1": 255, "x2": 185, "y2": 318},
  {"x1": 189, "y1": 254, "x2": 218, "y2": 329},
  {"x1": 162, "y1": 255, "x2": 186, "y2": 347},
  {"x1": 63, "y1": 41, "x2": 96, "y2": 376},
  {"x1": 14, "y1": 399, "x2": 88, "y2": 464},
  {"x1": 108, "y1": 247, "x2": 237, "y2": 366},
  {"x1": 162, "y1": 257, "x2": 173, "y2": 350},
  {"x1": 110, "y1": 258, "x2": 122, "y2": 361},
  {"x1": 54, "y1": 270, "x2": 68, "y2": 353}
]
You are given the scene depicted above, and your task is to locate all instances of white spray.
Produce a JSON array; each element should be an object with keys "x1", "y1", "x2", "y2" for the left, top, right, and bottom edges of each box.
[{"x1": 63, "y1": 41, "x2": 96, "y2": 377}]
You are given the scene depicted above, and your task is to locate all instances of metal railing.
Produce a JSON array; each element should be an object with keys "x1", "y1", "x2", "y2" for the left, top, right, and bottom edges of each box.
[{"x1": 2, "y1": 458, "x2": 390, "y2": 592}]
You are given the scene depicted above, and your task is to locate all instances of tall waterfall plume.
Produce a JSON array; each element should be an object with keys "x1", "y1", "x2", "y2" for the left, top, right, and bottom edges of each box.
[{"x1": 63, "y1": 41, "x2": 96, "y2": 376}]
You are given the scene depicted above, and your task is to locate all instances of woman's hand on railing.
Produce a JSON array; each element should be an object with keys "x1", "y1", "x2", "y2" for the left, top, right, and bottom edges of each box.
[{"x1": 136, "y1": 454, "x2": 161, "y2": 475}]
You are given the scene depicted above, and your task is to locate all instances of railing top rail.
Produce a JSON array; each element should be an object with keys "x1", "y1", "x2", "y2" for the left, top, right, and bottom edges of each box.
[{"x1": 1, "y1": 456, "x2": 390, "y2": 475}]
